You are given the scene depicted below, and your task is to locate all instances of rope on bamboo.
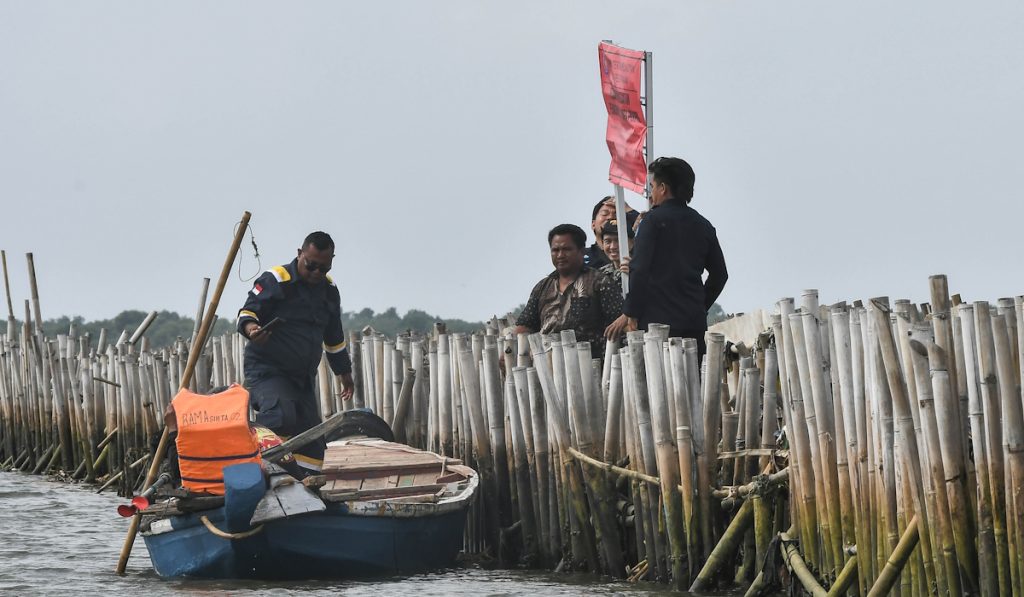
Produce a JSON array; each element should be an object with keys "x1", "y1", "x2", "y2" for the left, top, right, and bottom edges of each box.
[
  {"x1": 200, "y1": 516, "x2": 264, "y2": 540},
  {"x1": 711, "y1": 467, "x2": 790, "y2": 500}
]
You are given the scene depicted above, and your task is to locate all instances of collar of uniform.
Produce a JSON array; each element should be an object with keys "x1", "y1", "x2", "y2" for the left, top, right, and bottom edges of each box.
[
  {"x1": 286, "y1": 258, "x2": 301, "y2": 279},
  {"x1": 657, "y1": 197, "x2": 687, "y2": 209}
]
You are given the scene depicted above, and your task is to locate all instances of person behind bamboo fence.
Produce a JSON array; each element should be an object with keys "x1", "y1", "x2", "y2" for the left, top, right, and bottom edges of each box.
[
  {"x1": 236, "y1": 231, "x2": 354, "y2": 476},
  {"x1": 585, "y1": 197, "x2": 615, "y2": 269},
  {"x1": 514, "y1": 224, "x2": 623, "y2": 357},
  {"x1": 605, "y1": 157, "x2": 728, "y2": 358},
  {"x1": 585, "y1": 196, "x2": 640, "y2": 269},
  {"x1": 597, "y1": 215, "x2": 637, "y2": 285}
]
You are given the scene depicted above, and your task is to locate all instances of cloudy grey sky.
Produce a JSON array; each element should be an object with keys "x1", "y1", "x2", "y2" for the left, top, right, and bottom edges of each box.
[{"x1": 2, "y1": 1, "x2": 1022, "y2": 325}]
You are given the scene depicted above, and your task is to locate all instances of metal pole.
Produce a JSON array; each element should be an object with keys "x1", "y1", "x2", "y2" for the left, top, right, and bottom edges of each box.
[
  {"x1": 614, "y1": 184, "x2": 630, "y2": 297},
  {"x1": 645, "y1": 51, "x2": 654, "y2": 169}
]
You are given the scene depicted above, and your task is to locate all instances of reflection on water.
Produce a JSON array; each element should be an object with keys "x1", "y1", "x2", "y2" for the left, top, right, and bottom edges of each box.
[{"x1": 0, "y1": 472, "x2": 735, "y2": 596}]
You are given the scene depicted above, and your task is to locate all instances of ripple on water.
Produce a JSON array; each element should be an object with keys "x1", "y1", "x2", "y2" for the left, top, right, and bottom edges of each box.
[{"x1": 1, "y1": 472, "x2": 734, "y2": 596}]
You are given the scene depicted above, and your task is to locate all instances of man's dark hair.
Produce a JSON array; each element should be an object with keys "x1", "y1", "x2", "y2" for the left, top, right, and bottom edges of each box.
[
  {"x1": 303, "y1": 231, "x2": 335, "y2": 251},
  {"x1": 548, "y1": 224, "x2": 586, "y2": 250},
  {"x1": 649, "y1": 157, "x2": 696, "y2": 203},
  {"x1": 591, "y1": 196, "x2": 614, "y2": 221}
]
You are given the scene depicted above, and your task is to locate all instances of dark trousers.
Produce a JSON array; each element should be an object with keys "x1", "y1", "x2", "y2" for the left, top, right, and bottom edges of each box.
[
  {"x1": 670, "y1": 328, "x2": 707, "y2": 364},
  {"x1": 247, "y1": 375, "x2": 325, "y2": 472}
]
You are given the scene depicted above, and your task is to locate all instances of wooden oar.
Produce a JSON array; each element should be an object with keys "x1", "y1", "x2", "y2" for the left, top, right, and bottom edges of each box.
[
  {"x1": 115, "y1": 210, "x2": 251, "y2": 575},
  {"x1": 261, "y1": 412, "x2": 353, "y2": 462}
]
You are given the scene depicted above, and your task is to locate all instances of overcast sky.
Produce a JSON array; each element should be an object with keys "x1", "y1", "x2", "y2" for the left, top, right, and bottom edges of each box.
[{"x1": 2, "y1": 1, "x2": 1022, "y2": 326}]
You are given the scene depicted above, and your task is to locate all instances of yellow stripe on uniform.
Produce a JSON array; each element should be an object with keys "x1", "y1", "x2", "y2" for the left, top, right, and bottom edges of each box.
[
  {"x1": 324, "y1": 340, "x2": 348, "y2": 354},
  {"x1": 325, "y1": 274, "x2": 335, "y2": 286},
  {"x1": 237, "y1": 310, "x2": 258, "y2": 323},
  {"x1": 293, "y1": 453, "x2": 323, "y2": 471},
  {"x1": 270, "y1": 265, "x2": 291, "y2": 283}
]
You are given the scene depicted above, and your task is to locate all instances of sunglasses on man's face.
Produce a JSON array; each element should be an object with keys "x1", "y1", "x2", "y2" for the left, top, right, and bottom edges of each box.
[{"x1": 302, "y1": 257, "x2": 332, "y2": 273}]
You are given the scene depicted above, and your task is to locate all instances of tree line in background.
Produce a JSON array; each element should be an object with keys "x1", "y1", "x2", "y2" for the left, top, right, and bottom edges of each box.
[
  {"x1": 13, "y1": 307, "x2": 488, "y2": 349},
  {"x1": 11, "y1": 302, "x2": 727, "y2": 350}
]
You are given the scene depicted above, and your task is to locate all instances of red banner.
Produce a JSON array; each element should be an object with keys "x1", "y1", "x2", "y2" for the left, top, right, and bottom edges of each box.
[{"x1": 599, "y1": 42, "x2": 648, "y2": 194}]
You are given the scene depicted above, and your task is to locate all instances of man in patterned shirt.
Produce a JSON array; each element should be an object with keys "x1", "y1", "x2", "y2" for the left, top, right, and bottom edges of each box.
[{"x1": 514, "y1": 224, "x2": 624, "y2": 356}]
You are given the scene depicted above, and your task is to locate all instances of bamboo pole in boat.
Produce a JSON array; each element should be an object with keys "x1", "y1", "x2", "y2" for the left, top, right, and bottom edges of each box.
[{"x1": 115, "y1": 210, "x2": 250, "y2": 576}]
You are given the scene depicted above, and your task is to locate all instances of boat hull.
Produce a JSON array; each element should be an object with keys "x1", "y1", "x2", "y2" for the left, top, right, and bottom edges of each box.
[{"x1": 142, "y1": 502, "x2": 468, "y2": 579}]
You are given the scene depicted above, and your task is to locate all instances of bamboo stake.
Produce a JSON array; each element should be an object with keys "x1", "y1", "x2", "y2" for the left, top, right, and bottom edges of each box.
[
  {"x1": 778, "y1": 526, "x2": 828, "y2": 597},
  {"x1": 990, "y1": 310, "x2": 1024, "y2": 596},
  {"x1": 507, "y1": 368, "x2": 539, "y2": 563},
  {"x1": 643, "y1": 329, "x2": 686, "y2": 588},
  {"x1": 689, "y1": 497, "x2": 754, "y2": 592},
  {"x1": 867, "y1": 515, "x2": 920, "y2": 597},
  {"x1": 974, "y1": 301, "x2": 1012, "y2": 595},
  {"x1": 777, "y1": 299, "x2": 819, "y2": 568},
  {"x1": 698, "y1": 332, "x2": 725, "y2": 562}
]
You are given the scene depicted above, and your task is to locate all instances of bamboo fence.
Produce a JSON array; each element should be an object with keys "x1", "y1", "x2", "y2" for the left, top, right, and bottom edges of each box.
[{"x1": 2, "y1": 263, "x2": 1021, "y2": 594}]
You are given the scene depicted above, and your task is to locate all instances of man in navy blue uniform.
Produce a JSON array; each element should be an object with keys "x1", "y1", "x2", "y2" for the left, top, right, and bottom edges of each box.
[
  {"x1": 237, "y1": 231, "x2": 353, "y2": 475},
  {"x1": 605, "y1": 157, "x2": 728, "y2": 358}
]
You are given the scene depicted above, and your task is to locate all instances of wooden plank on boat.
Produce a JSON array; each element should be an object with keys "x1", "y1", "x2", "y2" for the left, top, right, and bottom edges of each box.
[
  {"x1": 436, "y1": 472, "x2": 467, "y2": 484},
  {"x1": 251, "y1": 481, "x2": 326, "y2": 524},
  {"x1": 324, "y1": 462, "x2": 451, "y2": 479},
  {"x1": 321, "y1": 482, "x2": 446, "y2": 502}
]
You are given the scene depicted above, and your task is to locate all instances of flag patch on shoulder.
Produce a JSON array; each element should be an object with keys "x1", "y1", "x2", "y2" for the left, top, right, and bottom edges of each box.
[{"x1": 253, "y1": 283, "x2": 263, "y2": 296}]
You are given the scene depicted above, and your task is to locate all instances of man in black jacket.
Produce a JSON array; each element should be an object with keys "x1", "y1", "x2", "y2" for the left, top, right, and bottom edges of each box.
[
  {"x1": 237, "y1": 231, "x2": 354, "y2": 475},
  {"x1": 605, "y1": 157, "x2": 727, "y2": 357}
]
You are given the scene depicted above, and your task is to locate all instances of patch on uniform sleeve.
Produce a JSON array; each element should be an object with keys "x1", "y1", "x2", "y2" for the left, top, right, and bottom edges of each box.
[
  {"x1": 269, "y1": 266, "x2": 291, "y2": 283},
  {"x1": 253, "y1": 283, "x2": 263, "y2": 296}
]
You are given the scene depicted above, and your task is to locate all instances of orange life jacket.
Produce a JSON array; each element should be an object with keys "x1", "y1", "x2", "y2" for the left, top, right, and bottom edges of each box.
[{"x1": 173, "y1": 384, "x2": 261, "y2": 495}]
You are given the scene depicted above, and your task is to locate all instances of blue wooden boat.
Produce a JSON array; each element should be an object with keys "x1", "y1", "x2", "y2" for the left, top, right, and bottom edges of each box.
[{"x1": 139, "y1": 437, "x2": 478, "y2": 579}]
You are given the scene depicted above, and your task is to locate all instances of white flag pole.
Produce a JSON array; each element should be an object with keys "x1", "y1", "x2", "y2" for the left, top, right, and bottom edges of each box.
[
  {"x1": 614, "y1": 50, "x2": 653, "y2": 299},
  {"x1": 645, "y1": 51, "x2": 654, "y2": 172},
  {"x1": 613, "y1": 184, "x2": 629, "y2": 297}
]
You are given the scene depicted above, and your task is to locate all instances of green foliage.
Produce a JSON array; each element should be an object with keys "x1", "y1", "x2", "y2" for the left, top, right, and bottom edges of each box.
[
  {"x1": 29, "y1": 311, "x2": 233, "y2": 349},
  {"x1": 707, "y1": 302, "x2": 727, "y2": 326},
  {"x1": 342, "y1": 307, "x2": 485, "y2": 337},
  {"x1": 17, "y1": 307, "x2": 488, "y2": 349}
]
